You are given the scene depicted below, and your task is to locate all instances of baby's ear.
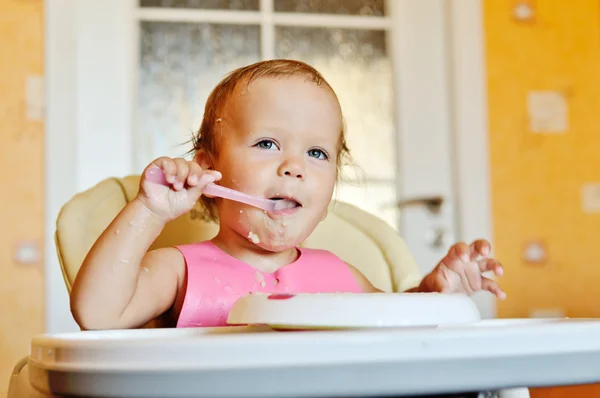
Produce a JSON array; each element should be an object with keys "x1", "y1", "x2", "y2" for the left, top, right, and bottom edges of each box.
[{"x1": 195, "y1": 150, "x2": 213, "y2": 170}]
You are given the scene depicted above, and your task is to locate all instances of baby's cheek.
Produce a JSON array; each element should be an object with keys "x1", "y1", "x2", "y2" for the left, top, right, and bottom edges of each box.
[
  {"x1": 234, "y1": 210, "x2": 273, "y2": 238},
  {"x1": 227, "y1": 164, "x2": 268, "y2": 194}
]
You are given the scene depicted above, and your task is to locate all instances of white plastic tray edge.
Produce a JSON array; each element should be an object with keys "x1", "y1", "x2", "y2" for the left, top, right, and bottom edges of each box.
[{"x1": 28, "y1": 319, "x2": 600, "y2": 373}]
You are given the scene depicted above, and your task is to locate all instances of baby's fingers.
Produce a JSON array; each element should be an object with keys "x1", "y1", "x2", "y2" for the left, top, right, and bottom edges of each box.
[
  {"x1": 186, "y1": 162, "x2": 203, "y2": 186},
  {"x1": 171, "y1": 158, "x2": 191, "y2": 190},
  {"x1": 481, "y1": 277, "x2": 507, "y2": 300},
  {"x1": 447, "y1": 242, "x2": 471, "y2": 264},
  {"x1": 477, "y1": 258, "x2": 504, "y2": 276},
  {"x1": 187, "y1": 163, "x2": 221, "y2": 187},
  {"x1": 150, "y1": 157, "x2": 177, "y2": 184},
  {"x1": 187, "y1": 170, "x2": 222, "y2": 199},
  {"x1": 469, "y1": 239, "x2": 491, "y2": 261}
]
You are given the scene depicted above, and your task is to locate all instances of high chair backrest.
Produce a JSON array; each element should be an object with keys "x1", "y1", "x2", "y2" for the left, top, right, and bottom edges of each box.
[{"x1": 55, "y1": 175, "x2": 423, "y2": 300}]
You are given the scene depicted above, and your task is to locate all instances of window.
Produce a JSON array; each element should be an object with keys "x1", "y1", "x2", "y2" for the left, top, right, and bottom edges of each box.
[{"x1": 136, "y1": 0, "x2": 399, "y2": 228}]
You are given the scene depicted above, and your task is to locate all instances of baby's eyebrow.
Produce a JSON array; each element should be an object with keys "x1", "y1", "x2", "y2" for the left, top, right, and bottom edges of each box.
[{"x1": 246, "y1": 129, "x2": 280, "y2": 136}]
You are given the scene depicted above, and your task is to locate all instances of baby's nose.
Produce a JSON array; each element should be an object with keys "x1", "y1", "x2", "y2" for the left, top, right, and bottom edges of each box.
[
  {"x1": 279, "y1": 160, "x2": 304, "y2": 179},
  {"x1": 284, "y1": 169, "x2": 303, "y2": 179}
]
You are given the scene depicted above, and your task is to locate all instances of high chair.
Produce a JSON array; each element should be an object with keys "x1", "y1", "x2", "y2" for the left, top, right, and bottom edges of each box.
[{"x1": 8, "y1": 174, "x2": 530, "y2": 398}]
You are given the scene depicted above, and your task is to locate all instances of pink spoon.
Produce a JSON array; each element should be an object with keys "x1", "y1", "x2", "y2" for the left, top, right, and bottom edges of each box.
[{"x1": 144, "y1": 167, "x2": 296, "y2": 212}]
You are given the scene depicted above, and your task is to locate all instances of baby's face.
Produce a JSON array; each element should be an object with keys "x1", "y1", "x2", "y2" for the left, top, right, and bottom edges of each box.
[{"x1": 210, "y1": 76, "x2": 342, "y2": 251}]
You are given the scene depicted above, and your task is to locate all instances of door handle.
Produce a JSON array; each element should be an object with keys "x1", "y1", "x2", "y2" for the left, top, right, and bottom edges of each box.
[
  {"x1": 382, "y1": 196, "x2": 444, "y2": 214},
  {"x1": 425, "y1": 226, "x2": 447, "y2": 249}
]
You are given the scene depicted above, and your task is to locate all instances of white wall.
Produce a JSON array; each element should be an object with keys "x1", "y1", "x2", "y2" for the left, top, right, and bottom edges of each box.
[{"x1": 45, "y1": 0, "x2": 136, "y2": 332}]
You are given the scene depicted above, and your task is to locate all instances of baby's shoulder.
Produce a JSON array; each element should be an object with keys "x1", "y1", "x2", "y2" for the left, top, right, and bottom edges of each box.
[{"x1": 173, "y1": 240, "x2": 231, "y2": 268}]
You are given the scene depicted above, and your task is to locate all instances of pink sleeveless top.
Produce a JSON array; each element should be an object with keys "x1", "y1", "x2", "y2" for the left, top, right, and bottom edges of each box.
[{"x1": 175, "y1": 241, "x2": 363, "y2": 328}]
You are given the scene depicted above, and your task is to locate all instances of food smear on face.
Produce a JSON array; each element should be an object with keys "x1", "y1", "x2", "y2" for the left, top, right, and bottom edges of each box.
[{"x1": 247, "y1": 231, "x2": 260, "y2": 244}]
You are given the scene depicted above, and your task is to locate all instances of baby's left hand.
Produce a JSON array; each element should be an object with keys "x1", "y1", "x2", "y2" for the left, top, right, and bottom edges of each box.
[{"x1": 420, "y1": 239, "x2": 506, "y2": 299}]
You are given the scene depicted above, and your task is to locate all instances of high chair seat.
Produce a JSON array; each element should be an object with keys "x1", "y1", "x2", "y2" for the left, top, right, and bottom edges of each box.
[{"x1": 55, "y1": 175, "x2": 424, "y2": 296}]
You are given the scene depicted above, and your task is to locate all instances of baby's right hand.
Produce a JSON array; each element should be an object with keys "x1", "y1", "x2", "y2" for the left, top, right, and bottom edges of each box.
[{"x1": 136, "y1": 157, "x2": 222, "y2": 223}]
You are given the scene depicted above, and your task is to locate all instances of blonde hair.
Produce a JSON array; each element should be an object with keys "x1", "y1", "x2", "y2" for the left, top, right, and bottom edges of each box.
[{"x1": 192, "y1": 59, "x2": 350, "y2": 220}]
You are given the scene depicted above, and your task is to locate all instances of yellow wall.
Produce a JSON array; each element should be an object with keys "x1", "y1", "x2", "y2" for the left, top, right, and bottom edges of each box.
[
  {"x1": 485, "y1": 1, "x2": 600, "y2": 397},
  {"x1": 0, "y1": 0, "x2": 44, "y2": 394},
  {"x1": 485, "y1": 0, "x2": 600, "y2": 317}
]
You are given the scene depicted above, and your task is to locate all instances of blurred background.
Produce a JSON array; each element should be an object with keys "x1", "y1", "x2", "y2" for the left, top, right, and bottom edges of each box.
[{"x1": 2, "y1": 0, "x2": 600, "y2": 396}]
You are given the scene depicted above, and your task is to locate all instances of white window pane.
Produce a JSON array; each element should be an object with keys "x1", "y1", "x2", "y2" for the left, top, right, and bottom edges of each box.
[
  {"x1": 137, "y1": 22, "x2": 260, "y2": 168},
  {"x1": 139, "y1": 0, "x2": 259, "y2": 10},
  {"x1": 275, "y1": 26, "x2": 395, "y2": 181},
  {"x1": 334, "y1": 181, "x2": 398, "y2": 231},
  {"x1": 274, "y1": 0, "x2": 385, "y2": 16}
]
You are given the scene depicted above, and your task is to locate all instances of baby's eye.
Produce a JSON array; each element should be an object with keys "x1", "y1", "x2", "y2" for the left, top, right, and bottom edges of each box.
[
  {"x1": 255, "y1": 139, "x2": 278, "y2": 150},
  {"x1": 307, "y1": 148, "x2": 328, "y2": 160}
]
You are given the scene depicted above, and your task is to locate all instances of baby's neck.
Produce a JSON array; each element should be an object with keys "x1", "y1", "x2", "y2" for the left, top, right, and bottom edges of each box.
[{"x1": 211, "y1": 231, "x2": 299, "y2": 273}]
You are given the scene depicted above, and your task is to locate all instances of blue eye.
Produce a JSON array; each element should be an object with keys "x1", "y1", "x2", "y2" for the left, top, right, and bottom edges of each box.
[
  {"x1": 255, "y1": 140, "x2": 277, "y2": 150},
  {"x1": 308, "y1": 148, "x2": 328, "y2": 160}
]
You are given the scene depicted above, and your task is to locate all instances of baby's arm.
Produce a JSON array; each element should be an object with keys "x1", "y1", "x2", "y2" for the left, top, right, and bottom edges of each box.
[
  {"x1": 70, "y1": 199, "x2": 185, "y2": 330},
  {"x1": 70, "y1": 157, "x2": 221, "y2": 330},
  {"x1": 346, "y1": 263, "x2": 381, "y2": 293}
]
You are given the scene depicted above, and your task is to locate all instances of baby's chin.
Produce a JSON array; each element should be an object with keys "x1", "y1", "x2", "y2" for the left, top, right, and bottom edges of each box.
[
  {"x1": 246, "y1": 229, "x2": 306, "y2": 252},
  {"x1": 243, "y1": 222, "x2": 311, "y2": 252},
  {"x1": 232, "y1": 207, "x2": 320, "y2": 251}
]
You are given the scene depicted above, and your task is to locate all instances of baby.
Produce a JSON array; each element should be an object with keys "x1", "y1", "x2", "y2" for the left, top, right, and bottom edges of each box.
[{"x1": 70, "y1": 59, "x2": 505, "y2": 330}]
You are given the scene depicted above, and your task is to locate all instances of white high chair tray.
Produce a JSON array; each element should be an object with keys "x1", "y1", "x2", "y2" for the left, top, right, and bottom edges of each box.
[
  {"x1": 28, "y1": 319, "x2": 600, "y2": 398},
  {"x1": 227, "y1": 293, "x2": 482, "y2": 329}
]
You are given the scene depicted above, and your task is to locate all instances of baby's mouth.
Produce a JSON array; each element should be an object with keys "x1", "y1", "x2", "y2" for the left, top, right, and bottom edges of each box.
[{"x1": 269, "y1": 196, "x2": 302, "y2": 209}]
